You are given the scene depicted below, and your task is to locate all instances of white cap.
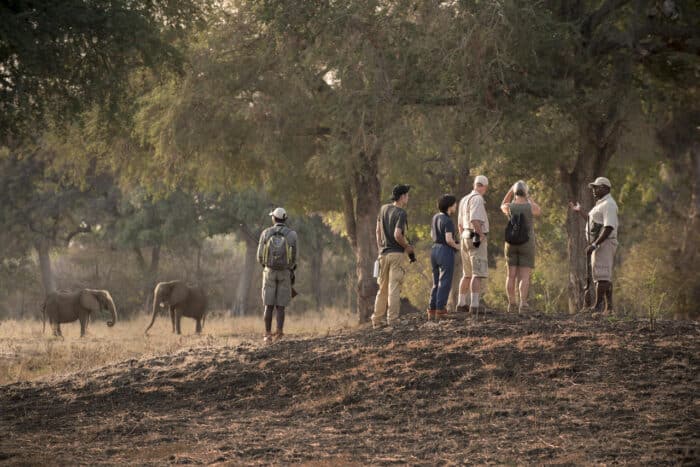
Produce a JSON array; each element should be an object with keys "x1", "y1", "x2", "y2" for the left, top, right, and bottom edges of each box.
[
  {"x1": 588, "y1": 177, "x2": 611, "y2": 188},
  {"x1": 269, "y1": 207, "x2": 287, "y2": 220},
  {"x1": 474, "y1": 175, "x2": 489, "y2": 186}
]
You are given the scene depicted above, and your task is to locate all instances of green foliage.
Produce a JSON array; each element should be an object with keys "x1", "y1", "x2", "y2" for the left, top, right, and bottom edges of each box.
[{"x1": 0, "y1": 0, "x2": 210, "y2": 141}]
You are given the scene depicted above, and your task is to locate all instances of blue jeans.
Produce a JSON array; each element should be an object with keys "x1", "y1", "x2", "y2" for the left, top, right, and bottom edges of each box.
[{"x1": 429, "y1": 244, "x2": 455, "y2": 310}]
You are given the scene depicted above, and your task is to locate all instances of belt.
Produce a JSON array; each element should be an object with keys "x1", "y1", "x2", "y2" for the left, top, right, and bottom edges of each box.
[{"x1": 467, "y1": 230, "x2": 488, "y2": 236}]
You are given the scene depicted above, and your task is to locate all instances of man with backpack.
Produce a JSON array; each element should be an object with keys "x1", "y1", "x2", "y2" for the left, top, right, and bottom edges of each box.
[{"x1": 257, "y1": 207, "x2": 298, "y2": 342}]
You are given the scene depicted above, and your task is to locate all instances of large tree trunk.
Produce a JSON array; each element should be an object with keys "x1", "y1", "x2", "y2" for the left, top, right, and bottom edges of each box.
[
  {"x1": 344, "y1": 148, "x2": 381, "y2": 323},
  {"x1": 35, "y1": 240, "x2": 55, "y2": 294},
  {"x1": 681, "y1": 142, "x2": 700, "y2": 317},
  {"x1": 232, "y1": 234, "x2": 258, "y2": 316},
  {"x1": 310, "y1": 244, "x2": 323, "y2": 312},
  {"x1": 563, "y1": 118, "x2": 621, "y2": 312}
]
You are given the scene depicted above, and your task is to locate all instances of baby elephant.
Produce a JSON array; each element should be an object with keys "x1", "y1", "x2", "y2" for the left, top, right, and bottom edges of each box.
[
  {"x1": 145, "y1": 281, "x2": 208, "y2": 335},
  {"x1": 43, "y1": 289, "x2": 118, "y2": 337}
]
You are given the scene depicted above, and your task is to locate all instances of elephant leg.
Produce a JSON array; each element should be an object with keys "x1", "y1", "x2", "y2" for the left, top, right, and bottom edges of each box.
[
  {"x1": 175, "y1": 309, "x2": 183, "y2": 335},
  {"x1": 80, "y1": 318, "x2": 87, "y2": 337},
  {"x1": 195, "y1": 318, "x2": 202, "y2": 334},
  {"x1": 55, "y1": 322, "x2": 62, "y2": 337},
  {"x1": 170, "y1": 308, "x2": 176, "y2": 333}
]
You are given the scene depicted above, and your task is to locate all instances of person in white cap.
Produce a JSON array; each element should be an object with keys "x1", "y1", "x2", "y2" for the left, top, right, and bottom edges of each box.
[
  {"x1": 569, "y1": 177, "x2": 618, "y2": 313},
  {"x1": 257, "y1": 207, "x2": 298, "y2": 341},
  {"x1": 457, "y1": 175, "x2": 490, "y2": 316}
]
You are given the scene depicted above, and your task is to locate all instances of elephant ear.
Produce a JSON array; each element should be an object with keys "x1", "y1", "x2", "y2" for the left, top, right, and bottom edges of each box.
[
  {"x1": 170, "y1": 282, "x2": 189, "y2": 305},
  {"x1": 80, "y1": 290, "x2": 101, "y2": 312}
]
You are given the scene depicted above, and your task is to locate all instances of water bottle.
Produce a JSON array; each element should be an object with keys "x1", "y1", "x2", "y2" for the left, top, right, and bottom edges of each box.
[{"x1": 373, "y1": 258, "x2": 380, "y2": 278}]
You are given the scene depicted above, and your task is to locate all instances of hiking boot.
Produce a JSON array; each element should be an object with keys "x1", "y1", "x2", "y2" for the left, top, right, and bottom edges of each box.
[
  {"x1": 372, "y1": 321, "x2": 387, "y2": 330},
  {"x1": 456, "y1": 305, "x2": 469, "y2": 313},
  {"x1": 263, "y1": 333, "x2": 273, "y2": 343},
  {"x1": 507, "y1": 303, "x2": 517, "y2": 313},
  {"x1": 519, "y1": 303, "x2": 530, "y2": 313},
  {"x1": 274, "y1": 331, "x2": 284, "y2": 341},
  {"x1": 435, "y1": 309, "x2": 448, "y2": 319},
  {"x1": 426, "y1": 309, "x2": 436, "y2": 321}
]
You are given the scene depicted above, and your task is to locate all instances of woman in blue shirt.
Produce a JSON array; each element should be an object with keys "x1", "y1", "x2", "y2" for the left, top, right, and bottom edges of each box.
[{"x1": 428, "y1": 194, "x2": 460, "y2": 320}]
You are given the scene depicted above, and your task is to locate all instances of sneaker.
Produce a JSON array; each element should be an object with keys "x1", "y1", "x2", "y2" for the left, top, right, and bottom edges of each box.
[
  {"x1": 455, "y1": 305, "x2": 469, "y2": 313},
  {"x1": 263, "y1": 333, "x2": 273, "y2": 343},
  {"x1": 274, "y1": 331, "x2": 284, "y2": 341},
  {"x1": 519, "y1": 303, "x2": 530, "y2": 313}
]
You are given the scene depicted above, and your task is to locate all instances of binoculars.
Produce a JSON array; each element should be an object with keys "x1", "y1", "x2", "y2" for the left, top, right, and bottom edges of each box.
[{"x1": 469, "y1": 231, "x2": 481, "y2": 248}]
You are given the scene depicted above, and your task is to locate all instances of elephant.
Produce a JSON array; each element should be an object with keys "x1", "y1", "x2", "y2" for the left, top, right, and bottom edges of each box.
[
  {"x1": 145, "y1": 281, "x2": 208, "y2": 335},
  {"x1": 42, "y1": 289, "x2": 118, "y2": 337}
]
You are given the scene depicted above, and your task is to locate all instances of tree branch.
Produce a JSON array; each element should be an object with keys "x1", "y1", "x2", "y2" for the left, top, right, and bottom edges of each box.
[{"x1": 65, "y1": 223, "x2": 92, "y2": 246}]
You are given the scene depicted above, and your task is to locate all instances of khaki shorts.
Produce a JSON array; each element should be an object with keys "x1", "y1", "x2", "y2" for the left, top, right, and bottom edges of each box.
[
  {"x1": 592, "y1": 238, "x2": 618, "y2": 282},
  {"x1": 460, "y1": 232, "x2": 488, "y2": 278},
  {"x1": 262, "y1": 268, "x2": 292, "y2": 307},
  {"x1": 505, "y1": 239, "x2": 535, "y2": 268}
]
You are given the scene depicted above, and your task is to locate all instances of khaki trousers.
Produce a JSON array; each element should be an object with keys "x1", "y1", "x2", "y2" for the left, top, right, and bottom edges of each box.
[{"x1": 372, "y1": 252, "x2": 407, "y2": 326}]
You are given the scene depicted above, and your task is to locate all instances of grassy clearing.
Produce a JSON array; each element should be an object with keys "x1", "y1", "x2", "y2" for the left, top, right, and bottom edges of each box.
[{"x1": 0, "y1": 308, "x2": 357, "y2": 385}]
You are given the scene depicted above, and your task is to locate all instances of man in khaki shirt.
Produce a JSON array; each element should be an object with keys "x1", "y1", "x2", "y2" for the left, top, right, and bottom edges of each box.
[
  {"x1": 569, "y1": 177, "x2": 619, "y2": 313},
  {"x1": 457, "y1": 175, "x2": 490, "y2": 315}
]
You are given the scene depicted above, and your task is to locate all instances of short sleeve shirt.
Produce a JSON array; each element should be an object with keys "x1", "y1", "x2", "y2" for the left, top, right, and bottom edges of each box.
[
  {"x1": 378, "y1": 203, "x2": 408, "y2": 255},
  {"x1": 431, "y1": 213, "x2": 455, "y2": 245},
  {"x1": 588, "y1": 194, "x2": 618, "y2": 239},
  {"x1": 459, "y1": 190, "x2": 489, "y2": 233}
]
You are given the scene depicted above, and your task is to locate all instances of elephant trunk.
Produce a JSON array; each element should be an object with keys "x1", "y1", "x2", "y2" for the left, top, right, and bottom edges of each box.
[
  {"x1": 145, "y1": 288, "x2": 160, "y2": 335},
  {"x1": 105, "y1": 295, "x2": 117, "y2": 327}
]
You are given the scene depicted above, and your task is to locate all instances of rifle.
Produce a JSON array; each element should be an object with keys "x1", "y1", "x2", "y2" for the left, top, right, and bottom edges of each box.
[{"x1": 583, "y1": 249, "x2": 593, "y2": 308}]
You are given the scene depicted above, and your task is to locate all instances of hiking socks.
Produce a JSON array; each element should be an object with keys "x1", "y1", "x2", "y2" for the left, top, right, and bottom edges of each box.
[
  {"x1": 470, "y1": 293, "x2": 479, "y2": 309},
  {"x1": 264, "y1": 305, "x2": 274, "y2": 333},
  {"x1": 276, "y1": 306, "x2": 285, "y2": 333},
  {"x1": 458, "y1": 294, "x2": 468, "y2": 307}
]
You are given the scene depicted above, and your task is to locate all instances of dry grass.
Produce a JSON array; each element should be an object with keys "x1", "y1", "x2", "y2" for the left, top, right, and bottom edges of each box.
[{"x1": 0, "y1": 307, "x2": 357, "y2": 385}]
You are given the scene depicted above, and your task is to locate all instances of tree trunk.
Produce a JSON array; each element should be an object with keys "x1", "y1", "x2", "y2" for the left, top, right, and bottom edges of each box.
[
  {"x1": 142, "y1": 244, "x2": 161, "y2": 313},
  {"x1": 35, "y1": 240, "x2": 55, "y2": 294},
  {"x1": 310, "y1": 245, "x2": 323, "y2": 312},
  {"x1": 681, "y1": 142, "x2": 700, "y2": 316},
  {"x1": 344, "y1": 148, "x2": 381, "y2": 323},
  {"x1": 232, "y1": 235, "x2": 258, "y2": 316}
]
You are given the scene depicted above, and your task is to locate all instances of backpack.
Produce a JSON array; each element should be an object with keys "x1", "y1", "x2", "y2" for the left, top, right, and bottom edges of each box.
[
  {"x1": 262, "y1": 227, "x2": 292, "y2": 270},
  {"x1": 505, "y1": 211, "x2": 529, "y2": 245}
]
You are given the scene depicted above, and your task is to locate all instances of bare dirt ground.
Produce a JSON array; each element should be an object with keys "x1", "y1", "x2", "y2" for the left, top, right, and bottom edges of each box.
[{"x1": 1, "y1": 310, "x2": 698, "y2": 465}]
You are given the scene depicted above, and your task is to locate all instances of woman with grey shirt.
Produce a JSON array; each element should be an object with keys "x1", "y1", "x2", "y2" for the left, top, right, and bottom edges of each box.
[{"x1": 500, "y1": 180, "x2": 541, "y2": 312}]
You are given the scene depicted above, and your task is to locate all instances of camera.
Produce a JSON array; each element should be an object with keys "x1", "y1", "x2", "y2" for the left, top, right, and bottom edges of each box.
[
  {"x1": 408, "y1": 252, "x2": 417, "y2": 263},
  {"x1": 469, "y1": 231, "x2": 481, "y2": 248}
]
